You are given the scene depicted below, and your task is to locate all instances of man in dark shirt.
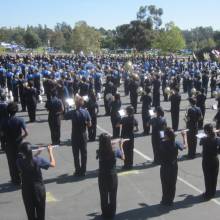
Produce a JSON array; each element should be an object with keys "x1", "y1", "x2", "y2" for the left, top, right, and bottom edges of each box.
[
  {"x1": 45, "y1": 89, "x2": 64, "y2": 145},
  {"x1": 65, "y1": 95, "x2": 91, "y2": 176},
  {"x1": 186, "y1": 97, "x2": 202, "y2": 159},
  {"x1": 0, "y1": 92, "x2": 8, "y2": 151},
  {"x1": 196, "y1": 88, "x2": 206, "y2": 129},
  {"x1": 152, "y1": 74, "x2": 161, "y2": 107},
  {"x1": 120, "y1": 106, "x2": 138, "y2": 170},
  {"x1": 170, "y1": 87, "x2": 181, "y2": 131}
]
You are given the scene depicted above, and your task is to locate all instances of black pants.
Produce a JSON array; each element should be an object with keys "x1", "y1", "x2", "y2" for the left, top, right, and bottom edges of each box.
[
  {"x1": 151, "y1": 135, "x2": 160, "y2": 163},
  {"x1": 171, "y1": 110, "x2": 179, "y2": 131},
  {"x1": 153, "y1": 93, "x2": 160, "y2": 107},
  {"x1": 88, "y1": 116, "x2": 97, "y2": 141},
  {"x1": 27, "y1": 104, "x2": 36, "y2": 122},
  {"x1": 98, "y1": 173, "x2": 118, "y2": 219},
  {"x1": 111, "y1": 116, "x2": 120, "y2": 138},
  {"x1": 187, "y1": 130, "x2": 197, "y2": 158},
  {"x1": 5, "y1": 145, "x2": 20, "y2": 184},
  {"x1": 20, "y1": 94, "x2": 26, "y2": 111},
  {"x1": 104, "y1": 99, "x2": 111, "y2": 115},
  {"x1": 142, "y1": 114, "x2": 150, "y2": 135},
  {"x1": 123, "y1": 139, "x2": 134, "y2": 168},
  {"x1": 22, "y1": 184, "x2": 46, "y2": 220},
  {"x1": 72, "y1": 134, "x2": 87, "y2": 174},
  {"x1": 202, "y1": 157, "x2": 219, "y2": 198},
  {"x1": 130, "y1": 94, "x2": 138, "y2": 113},
  {"x1": 198, "y1": 106, "x2": 205, "y2": 129},
  {"x1": 48, "y1": 115, "x2": 61, "y2": 145},
  {"x1": 160, "y1": 163, "x2": 178, "y2": 205}
]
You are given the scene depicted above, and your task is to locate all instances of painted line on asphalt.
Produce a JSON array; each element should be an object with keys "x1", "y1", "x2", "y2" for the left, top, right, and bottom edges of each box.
[
  {"x1": 46, "y1": 192, "x2": 58, "y2": 203},
  {"x1": 97, "y1": 124, "x2": 220, "y2": 206},
  {"x1": 118, "y1": 170, "x2": 140, "y2": 176}
]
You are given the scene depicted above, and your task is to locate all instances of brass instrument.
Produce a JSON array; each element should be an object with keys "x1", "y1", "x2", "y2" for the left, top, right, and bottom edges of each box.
[{"x1": 124, "y1": 61, "x2": 133, "y2": 74}]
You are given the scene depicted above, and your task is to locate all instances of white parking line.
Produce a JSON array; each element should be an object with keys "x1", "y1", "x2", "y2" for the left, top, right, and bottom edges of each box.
[{"x1": 97, "y1": 124, "x2": 220, "y2": 206}]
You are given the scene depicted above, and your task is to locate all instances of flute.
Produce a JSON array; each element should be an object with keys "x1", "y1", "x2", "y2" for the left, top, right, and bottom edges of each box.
[
  {"x1": 111, "y1": 138, "x2": 130, "y2": 145},
  {"x1": 31, "y1": 145, "x2": 60, "y2": 152}
]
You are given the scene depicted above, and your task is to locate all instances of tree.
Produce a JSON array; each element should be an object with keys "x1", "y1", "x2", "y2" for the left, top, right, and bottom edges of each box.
[
  {"x1": 116, "y1": 20, "x2": 155, "y2": 50},
  {"x1": 137, "y1": 5, "x2": 163, "y2": 29},
  {"x1": 70, "y1": 21, "x2": 101, "y2": 54},
  {"x1": 50, "y1": 32, "x2": 65, "y2": 50},
  {"x1": 154, "y1": 23, "x2": 185, "y2": 52},
  {"x1": 23, "y1": 30, "x2": 41, "y2": 48}
]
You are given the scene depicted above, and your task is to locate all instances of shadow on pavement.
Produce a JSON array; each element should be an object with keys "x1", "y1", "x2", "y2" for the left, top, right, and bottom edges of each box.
[
  {"x1": 0, "y1": 182, "x2": 20, "y2": 193},
  {"x1": 87, "y1": 194, "x2": 205, "y2": 220}
]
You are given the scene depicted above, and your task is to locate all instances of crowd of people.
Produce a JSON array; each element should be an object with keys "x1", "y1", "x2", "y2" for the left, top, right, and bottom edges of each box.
[{"x1": 1, "y1": 53, "x2": 220, "y2": 219}]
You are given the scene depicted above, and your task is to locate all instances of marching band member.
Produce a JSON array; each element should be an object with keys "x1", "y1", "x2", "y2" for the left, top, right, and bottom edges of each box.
[
  {"x1": 97, "y1": 133, "x2": 125, "y2": 219},
  {"x1": 185, "y1": 97, "x2": 202, "y2": 159},
  {"x1": 170, "y1": 87, "x2": 181, "y2": 131},
  {"x1": 17, "y1": 143, "x2": 56, "y2": 220},
  {"x1": 199, "y1": 124, "x2": 220, "y2": 200},
  {"x1": 159, "y1": 127, "x2": 187, "y2": 206}
]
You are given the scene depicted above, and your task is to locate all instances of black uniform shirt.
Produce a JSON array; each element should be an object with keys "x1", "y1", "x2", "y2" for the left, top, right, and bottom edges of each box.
[
  {"x1": 121, "y1": 116, "x2": 138, "y2": 139},
  {"x1": 186, "y1": 106, "x2": 202, "y2": 130},
  {"x1": 200, "y1": 137, "x2": 220, "y2": 160},
  {"x1": 45, "y1": 96, "x2": 63, "y2": 117},
  {"x1": 65, "y1": 107, "x2": 91, "y2": 136},
  {"x1": 150, "y1": 116, "x2": 167, "y2": 137},
  {"x1": 159, "y1": 140, "x2": 181, "y2": 165},
  {"x1": 17, "y1": 156, "x2": 50, "y2": 187},
  {"x1": 4, "y1": 116, "x2": 26, "y2": 144},
  {"x1": 170, "y1": 94, "x2": 181, "y2": 112},
  {"x1": 141, "y1": 94, "x2": 152, "y2": 113}
]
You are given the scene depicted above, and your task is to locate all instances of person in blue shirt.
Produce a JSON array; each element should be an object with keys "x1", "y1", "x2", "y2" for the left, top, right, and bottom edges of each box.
[
  {"x1": 97, "y1": 133, "x2": 125, "y2": 219},
  {"x1": 65, "y1": 95, "x2": 91, "y2": 176},
  {"x1": 3, "y1": 102, "x2": 28, "y2": 185},
  {"x1": 17, "y1": 142, "x2": 56, "y2": 220}
]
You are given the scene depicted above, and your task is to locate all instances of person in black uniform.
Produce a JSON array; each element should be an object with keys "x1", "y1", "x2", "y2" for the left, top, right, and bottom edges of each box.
[
  {"x1": 129, "y1": 74, "x2": 139, "y2": 114},
  {"x1": 170, "y1": 87, "x2": 181, "y2": 131},
  {"x1": 79, "y1": 77, "x2": 89, "y2": 96},
  {"x1": 0, "y1": 91, "x2": 8, "y2": 151},
  {"x1": 210, "y1": 74, "x2": 217, "y2": 98},
  {"x1": 3, "y1": 102, "x2": 28, "y2": 185},
  {"x1": 45, "y1": 90, "x2": 64, "y2": 145},
  {"x1": 140, "y1": 87, "x2": 152, "y2": 135},
  {"x1": 110, "y1": 93, "x2": 121, "y2": 138},
  {"x1": 17, "y1": 142, "x2": 56, "y2": 220},
  {"x1": 86, "y1": 92, "x2": 99, "y2": 141},
  {"x1": 65, "y1": 95, "x2": 91, "y2": 176},
  {"x1": 120, "y1": 106, "x2": 138, "y2": 170},
  {"x1": 199, "y1": 124, "x2": 220, "y2": 200},
  {"x1": 152, "y1": 74, "x2": 161, "y2": 107},
  {"x1": 18, "y1": 74, "x2": 27, "y2": 112},
  {"x1": 25, "y1": 81, "x2": 38, "y2": 122},
  {"x1": 150, "y1": 106, "x2": 167, "y2": 164},
  {"x1": 159, "y1": 127, "x2": 187, "y2": 206},
  {"x1": 196, "y1": 88, "x2": 206, "y2": 129},
  {"x1": 103, "y1": 77, "x2": 117, "y2": 116},
  {"x1": 97, "y1": 133, "x2": 125, "y2": 219},
  {"x1": 185, "y1": 97, "x2": 202, "y2": 159}
]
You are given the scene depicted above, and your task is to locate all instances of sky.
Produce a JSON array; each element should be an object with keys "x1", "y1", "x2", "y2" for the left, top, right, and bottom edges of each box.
[{"x1": 0, "y1": 0, "x2": 220, "y2": 30}]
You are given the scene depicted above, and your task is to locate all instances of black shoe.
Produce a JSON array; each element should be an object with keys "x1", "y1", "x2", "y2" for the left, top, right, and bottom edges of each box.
[{"x1": 73, "y1": 171, "x2": 81, "y2": 177}]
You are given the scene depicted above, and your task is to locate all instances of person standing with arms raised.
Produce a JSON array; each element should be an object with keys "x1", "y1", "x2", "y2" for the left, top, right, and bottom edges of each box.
[{"x1": 65, "y1": 95, "x2": 91, "y2": 177}]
